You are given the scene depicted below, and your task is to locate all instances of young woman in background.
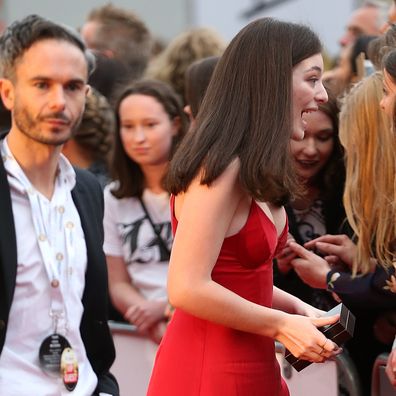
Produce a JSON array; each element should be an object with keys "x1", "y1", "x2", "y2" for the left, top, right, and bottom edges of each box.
[{"x1": 103, "y1": 79, "x2": 188, "y2": 390}]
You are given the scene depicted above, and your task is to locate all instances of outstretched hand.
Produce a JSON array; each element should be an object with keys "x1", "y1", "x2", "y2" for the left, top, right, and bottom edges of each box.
[
  {"x1": 304, "y1": 234, "x2": 356, "y2": 269},
  {"x1": 288, "y1": 241, "x2": 330, "y2": 289}
]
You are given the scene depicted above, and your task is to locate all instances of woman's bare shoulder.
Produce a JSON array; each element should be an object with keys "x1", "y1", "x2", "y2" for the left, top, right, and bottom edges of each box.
[
  {"x1": 187, "y1": 157, "x2": 241, "y2": 191},
  {"x1": 175, "y1": 158, "x2": 243, "y2": 216}
]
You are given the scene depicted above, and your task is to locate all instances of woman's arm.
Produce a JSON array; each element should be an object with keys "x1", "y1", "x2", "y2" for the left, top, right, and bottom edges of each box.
[
  {"x1": 303, "y1": 234, "x2": 357, "y2": 268},
  {"x1": 326, "y1": 265, "x2": 396, "y2": 309},
  {"x1": 273, "y1": 286, "x2": 324, "y2": 317},
  {"x1": 103, "y1": 185, "x2": 167, "y2": 342},
  {"x1": 168, "y1": 161, "x2": 340, "y2": 361},
  {"x1": 288, "y1": 241, "x2": 331, "y2": 289},
  {"x1": 289, "y1": 240, "x2": 396, "y2": 309},
  {"x1": 106, "y1": 255, "x2": 167, "y2": 333}
]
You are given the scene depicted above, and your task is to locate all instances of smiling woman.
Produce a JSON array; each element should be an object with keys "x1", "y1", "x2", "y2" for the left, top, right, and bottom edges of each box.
[
  {"x1": 147, "y1": 17, "x2": 342, "y2": 396},
  {"x1": 274, "y1": 86, "x2": 346, "y2": 310},
  {"x1": 287, "y1": 71, "x2": 396, "y2": 395},
  {"x1": 292, "y1": 57, "x2": 328, "y2": 141}
]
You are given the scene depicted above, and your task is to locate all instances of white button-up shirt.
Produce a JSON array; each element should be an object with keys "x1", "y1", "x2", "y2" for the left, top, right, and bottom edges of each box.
[{"x1": 0, "y1": 139, "x2": 97, "y2": 396}]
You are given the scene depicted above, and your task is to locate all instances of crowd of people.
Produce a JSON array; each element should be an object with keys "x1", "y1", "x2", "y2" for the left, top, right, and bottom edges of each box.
[{"x1": 0, "y1": 1, "x2": 395, "y2": 395}]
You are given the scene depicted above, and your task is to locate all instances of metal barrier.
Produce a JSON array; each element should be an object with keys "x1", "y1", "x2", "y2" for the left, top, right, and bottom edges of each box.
[
  {"x1": 275, "y1": 342, "x2": 362, "y2": 396},
  {"x1": 371, "y1": 353, "x2": 396, "y2": 396},
  {"x1": 109, "y1": 321, "x2": 157, "y2": 396}
]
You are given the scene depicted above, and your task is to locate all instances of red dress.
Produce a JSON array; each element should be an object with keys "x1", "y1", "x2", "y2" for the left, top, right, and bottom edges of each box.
[{"x1": 147, "y1": 197, "x2": 289, "y2": 396}]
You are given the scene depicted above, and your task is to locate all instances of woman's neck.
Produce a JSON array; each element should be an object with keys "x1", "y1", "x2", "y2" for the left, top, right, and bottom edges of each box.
[
  {"x1": 292, "y1": 185, "x2": 319, "y2": 211},
  {"x1": 142, "y1": 163, "x2": 168, "y2": 194}
]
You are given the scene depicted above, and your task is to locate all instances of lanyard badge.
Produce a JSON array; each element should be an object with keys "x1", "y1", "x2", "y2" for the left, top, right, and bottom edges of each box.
[
  {"x1": 1, "y1": 140, "x2": 79, "y2": 391},
  {"x1": 61, "y1": 347, "x2": 79, "y2": 391},
  {"x1": 38, "y1": 310, "x2": 79, "y2": 391},
  {"x1": 39, "y1": 333, "x2": 79, "y2": 391}
]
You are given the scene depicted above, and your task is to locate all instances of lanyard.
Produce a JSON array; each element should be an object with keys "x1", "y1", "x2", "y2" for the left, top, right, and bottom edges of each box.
[
  {"x1": 139, "y1": 196, "x2": 171, "y2": 258},
  {"x1": 1, "y1": 139, "x2": 75, "y2": 334}
]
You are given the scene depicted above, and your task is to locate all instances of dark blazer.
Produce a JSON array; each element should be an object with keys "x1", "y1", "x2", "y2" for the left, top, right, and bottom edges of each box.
[{"x1": 0, "y1": 156, "x2": 119, "y2": 395}]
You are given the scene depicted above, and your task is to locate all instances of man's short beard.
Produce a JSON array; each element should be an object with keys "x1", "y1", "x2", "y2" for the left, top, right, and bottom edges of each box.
[{"x1": 13, "y1": 106, "x2": 83, "y2": 146}]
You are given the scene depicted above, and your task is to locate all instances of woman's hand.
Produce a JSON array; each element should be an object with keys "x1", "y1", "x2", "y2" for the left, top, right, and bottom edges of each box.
[
  {"x1": 124, "y1": 300, "x2": 167, "y2": 334},
  {"x1": 275, "y1": 234, "x2": 298, "y2": 274},
  {"x1": 275, "y1": 313, "x2": 342, "y2": 362},
  {"x1": 304, "y1": 234, "x2": 356, "y2": 269},
  {"x1": 148, "y1": 321, "x2": 168, "y2": 344},
  {"x1": 386, "y1": 348, "x2": 396, "y2": 387},
  {"x1": 288, "y1": 241, "x2": 331, "y2": 289}
]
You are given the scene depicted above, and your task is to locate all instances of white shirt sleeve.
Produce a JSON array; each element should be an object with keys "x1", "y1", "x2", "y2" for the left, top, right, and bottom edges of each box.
[{"x1": 103, "y1": 183, "x2": 124, "y2": 257}]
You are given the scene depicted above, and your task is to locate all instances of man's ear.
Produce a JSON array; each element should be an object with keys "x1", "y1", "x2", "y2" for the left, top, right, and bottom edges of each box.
[
  {"x1": 85, "y1": 84, "x2": 91, "y2": 96},
  {"x1": 0, "y1": 79, "x2": 15, "y2": 111}
]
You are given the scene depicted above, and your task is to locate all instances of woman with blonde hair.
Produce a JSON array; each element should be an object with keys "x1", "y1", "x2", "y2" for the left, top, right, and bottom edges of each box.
[
  {"x1": 145, "y1": 27, "x2": 225, "y2": 104},
  {"x1": 288, "y1": 71, "x2": 396, "y2": 394},
  {"x1": 341, "y1": 73, "x2": 396, "y2": 273}
]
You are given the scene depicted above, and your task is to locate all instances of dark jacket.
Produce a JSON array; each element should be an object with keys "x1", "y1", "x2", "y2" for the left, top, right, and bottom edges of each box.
[
  {"x1": 274, "y1": 200, "x2": 347, "y2": 309},
  {"x1": 0, "y1": 156, "x2": 119, "y2": 395}
]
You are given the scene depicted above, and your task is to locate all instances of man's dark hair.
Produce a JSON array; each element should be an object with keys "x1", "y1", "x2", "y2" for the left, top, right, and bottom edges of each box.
[{"x1": 0, "y1": 14, "x2": 94, "y2": 80}]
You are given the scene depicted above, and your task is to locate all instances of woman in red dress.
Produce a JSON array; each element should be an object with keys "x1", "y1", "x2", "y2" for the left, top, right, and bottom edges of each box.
[{"x1": 147, "y1": 17, "x2": 341, "y2": 396}]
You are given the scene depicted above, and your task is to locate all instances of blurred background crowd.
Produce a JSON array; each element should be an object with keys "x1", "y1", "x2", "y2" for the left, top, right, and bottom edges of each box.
[{"x1": 0, "y1": 1, "x2": 396, "y2": 395}]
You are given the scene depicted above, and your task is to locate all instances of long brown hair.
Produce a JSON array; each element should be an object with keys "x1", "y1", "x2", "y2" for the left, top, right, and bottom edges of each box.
[
  {"x1": 313, "y1": 85, "x2": 345, "y2": 200},
  {"x1": 166, "y1": 18, "x2": 322, "y2": 206},
  {"x1": 184, "y1": 56, "x2": 219, "y2": 118},
  {"x1": 111, "y1": 79, "x2": 189, "y2": 199}
]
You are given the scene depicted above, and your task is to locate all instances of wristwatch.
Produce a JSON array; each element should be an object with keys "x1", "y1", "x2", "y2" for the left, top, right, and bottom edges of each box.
[{"x1": 326, "y1": 270, "x2": 341, "y2": 291}]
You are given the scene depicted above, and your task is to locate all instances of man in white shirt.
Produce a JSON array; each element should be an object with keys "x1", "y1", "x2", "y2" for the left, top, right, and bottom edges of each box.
[{"x1": 0, "y1": 14, "x2": 118, "y2": 395}]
